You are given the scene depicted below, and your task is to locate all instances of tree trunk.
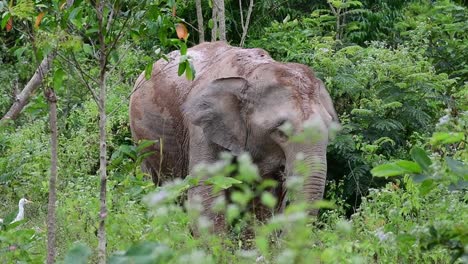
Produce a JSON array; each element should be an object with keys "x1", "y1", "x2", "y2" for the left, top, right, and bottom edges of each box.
[
  {"x1": 1, "y1": 52, "x2": 55, "y2": 122},
  {"x1": 96, "y1": 1, "x2": 108, "y2": 263},
  {"x1": 195, "y1": 0, "x2": 204, "y2": 43},
  {"x1": 240, "y1": 0, "x2": 254, "y2": 47},
  {"x1": 45, "y1": 87, "x2": 58, "y2": 264},
  {"x1": 211, "y1": 1, "x2": 218, "y2": 41},
  {"x1": 97, "y1": 71, "x2": 107, "y2": 264},
  {"x1": 217, "y1": 0, "x2": 226, "y2": 41}
]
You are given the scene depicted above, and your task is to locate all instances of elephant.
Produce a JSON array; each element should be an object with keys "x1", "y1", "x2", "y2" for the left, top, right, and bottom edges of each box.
[{"x1": 129, "y1": 41, "x2": 338, "y2": 232}]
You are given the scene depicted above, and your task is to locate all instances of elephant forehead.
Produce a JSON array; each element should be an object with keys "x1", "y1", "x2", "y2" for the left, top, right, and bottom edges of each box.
[{"x1": 250, "y1": 95, "x2": 301, "y2": 128}]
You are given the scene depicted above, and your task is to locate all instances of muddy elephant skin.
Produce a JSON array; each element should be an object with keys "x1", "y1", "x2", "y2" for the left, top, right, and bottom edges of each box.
[{"x1": 130, "y1": 41, "x2": 338, "y2": 231}]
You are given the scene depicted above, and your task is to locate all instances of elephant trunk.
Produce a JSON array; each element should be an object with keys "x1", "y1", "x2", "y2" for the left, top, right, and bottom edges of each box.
[{"x1": 284, "y1": 140, "x2": 328, "y2": 214}]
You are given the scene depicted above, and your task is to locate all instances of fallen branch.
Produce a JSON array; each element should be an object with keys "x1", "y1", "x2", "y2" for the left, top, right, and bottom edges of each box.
[{"x1": 1, "y1": 52, "x2": 56, "y2": 123}]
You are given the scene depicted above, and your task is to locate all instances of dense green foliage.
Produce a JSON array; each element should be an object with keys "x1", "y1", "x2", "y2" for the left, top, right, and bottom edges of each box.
[{"x1": 1, "y1": 0, "x2": 467, "y2": 263}]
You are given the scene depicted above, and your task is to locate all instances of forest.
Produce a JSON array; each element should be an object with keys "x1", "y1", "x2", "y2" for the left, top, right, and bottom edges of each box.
[{"x1": 0, "y1": 0, "x2": 467, "y2": 263}]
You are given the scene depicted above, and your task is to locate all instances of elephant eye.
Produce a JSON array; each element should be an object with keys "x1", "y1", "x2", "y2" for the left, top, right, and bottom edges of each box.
[
  {"x1": 273, "y1": 129, "x2": 289, "y2": 141},
  {"x1": 270, "y1": 119, "x2": 290, "y2": 142}
]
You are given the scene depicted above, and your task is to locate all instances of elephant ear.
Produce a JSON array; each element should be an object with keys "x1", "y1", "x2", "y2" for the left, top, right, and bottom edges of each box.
[
  {"x1": 184, "y1": 77, "x2": 250, "y2": 154},
  {"x1": 317, "y1": 79, "x2": 340, "y2": 128}
]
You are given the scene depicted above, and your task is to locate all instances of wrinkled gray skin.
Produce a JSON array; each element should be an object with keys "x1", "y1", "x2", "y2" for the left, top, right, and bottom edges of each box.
[{"x1": 130, "y1": 42, "x2": 338, "y2": 232}]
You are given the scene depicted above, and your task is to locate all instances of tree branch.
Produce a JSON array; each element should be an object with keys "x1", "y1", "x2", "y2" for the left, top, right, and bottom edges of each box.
[
  {"x1": 1, "y1": 52, "x2": 55, "y2": 123},
  {"x1": 240, "y1": 0, "x2": 254, "y2": 47},
  {"x1": 56, "y1": 52, "x2": 101, "y2": 107}
]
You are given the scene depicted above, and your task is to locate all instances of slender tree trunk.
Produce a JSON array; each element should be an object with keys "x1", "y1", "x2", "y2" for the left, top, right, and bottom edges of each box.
[
  {"x1": 211, "y1": 2, "x2": 218, "y2": 41},
  {"x1": 217, "y1": 0, "x2": 226, "y2": 41},
  {"x1": 240, "y1": 0, "x2": 254, "y2": 47},
  {"x1": 1, "y1": 52, "x2": 55, "y2": 122},
  {"x1": 96, "y1": 1, "x2": 108, "y2": 263},
  {"x1": 97, "y1": 71, "x2": 107, "y2": 264},
  {"x1": 195, "y1": 0, "x2": 204, "y2": 43},
  {"x1": 45, "y1": 87, "x2": 58, "y2": 264}
]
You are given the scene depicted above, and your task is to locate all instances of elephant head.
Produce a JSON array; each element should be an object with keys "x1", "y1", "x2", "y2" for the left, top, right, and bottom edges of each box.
[{"x1": 183, "y1": 65, "x2": 338, "y2": 216}]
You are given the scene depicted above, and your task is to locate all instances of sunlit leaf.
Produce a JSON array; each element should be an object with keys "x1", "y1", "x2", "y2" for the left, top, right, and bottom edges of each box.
[
  {"x1": 261, "y1": 192, "x2": 277, "y2": 208},
  {"x1": 371, "y1": 163, "x2": 407, "y2": 177},
  {"x1": 231, "y1": 191, "x2": 251, "y2": 207},
  {"x1": 180, "y1": 42, "x2": 187, "y2": 55},
  {"x1": 208, "y1": 19, "x2": 214, "y2": 29},
  {"x1": 226, "y1": 204, "x2": 240, "y2": 224},
  {"x1": 145, "y1": 63, "x2": 153, "y2": 80},
  {"x1": 136, "y1": 139, "x2": 156, "y2": 153},
  {"x1": 1, "y1": 12, "x2": 11, "y2": 29},
  {"x1": 205, "y1": 176, "x2": 241, "y2": 190},
  {"x1": 311, "y1": 200, "x2": 337, "y2": 209},
  {"x1": 394, "y1": 160, "x2": 421, "y2": 174},
  {"x1": 430, "y1": 132, "x2": 464, "y2": 145}
]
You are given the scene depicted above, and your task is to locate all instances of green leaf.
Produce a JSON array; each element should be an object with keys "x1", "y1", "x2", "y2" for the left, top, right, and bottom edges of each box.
[
  {"x1": 256, "y1": 236, "x2": 269, "y2": 256},
  {"x1": 372, "y1": 159, "x2": 422, "y2": 177},
  {"x1": 231, "y1": 190, "x2": 251, "y2": 207},
  {"x1": 419, "y1": 179, "x2": 435, "y2": 196},
  {"x1": 53, "y1": 68, "x2": 65, "y2": 89},
  {"x1": 109, "y1": 242, "x2": 174, "y2": 264},
  {"x1": 82, "y1": 44, "x2": 93, "y2": 55},
  {"x1": 371, "y1": 163, "x2": 407, "y2": 177},
  {"x1": 177, "y1": 61, "x2": 186, "y2": 76},
  {"x1": 226, "y1": 204, "x2": 240, "y2": 224},
  {"x1": 205, "y1": 176, "x2": 241, "y2": 190},
  {"x1": 64, "y1": 243, "x2": 92, "y2": 264},
  {"x1": 208, "y1": 18, "x2": 214, "y2": 29},
  {"x1": 410, "y1": 146, "x2": 432, "y2": 171},
  {"x1": 119, "y1": 145, "x2": 137, "y2": 160},
  {"x1": 237, "y1": 153, "x2": 260, "y2": 182},
  {"x1": 311, "y1": 200, "x2": 337, "y2": 209},
  {"x1": 110, "y1": 50, "x2": 119, "y2": 64},
  {"x1": 187, "y1": 61, "x2": 196, "y2": 80},
  {"x1": 258, "y1": 179, "x2": 278, "y2": 191},
  {"x1": 144, "y1": 63, "x2": 153, "y2": 80},
  {"x1": 445, "y1": 157, "x2": 468, "y2": 177},
  {"x1": 1, "y1": 12, "x2": 11, "y2": 29},
  {"x1": 261, "y1": 192, "x2": 277, "y2": 208},
  {"x1": 180, "y1": 42, "x2": 187, "y2": 55},
  {"x1": 184, "y1": 62, "x2": 193, "y2": 80},
  {"x1": 179, "y1": 54, "x2": 187, "y2": 63},
  {"x1": 136, "y1": 140, "x2": 156, "y2": 153},
  {"x1": 394, "y1": 160, "x2": 422, "y2": 174},
  {"x1": 430, "y1": 132, "x2": 464, "y2": 145}
]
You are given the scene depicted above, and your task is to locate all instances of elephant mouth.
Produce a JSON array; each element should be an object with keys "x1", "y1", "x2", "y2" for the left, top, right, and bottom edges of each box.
[
  {"x1": 261, "y1": 165, "x2": 286, "y2": 209},
  {"x1": 261, "y1": 165, "x2": 286, "y2": 184}
]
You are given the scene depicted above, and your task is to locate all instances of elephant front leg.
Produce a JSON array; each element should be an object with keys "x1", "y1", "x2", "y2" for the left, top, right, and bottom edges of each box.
[{"x1": 188, "y1": 184, "x2": 226, "y2": 234}]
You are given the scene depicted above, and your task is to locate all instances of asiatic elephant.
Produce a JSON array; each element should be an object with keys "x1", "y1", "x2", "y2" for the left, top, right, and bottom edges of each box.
[{"x1": 129, "y1": 41, "x2": 338, "y2": 231}]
